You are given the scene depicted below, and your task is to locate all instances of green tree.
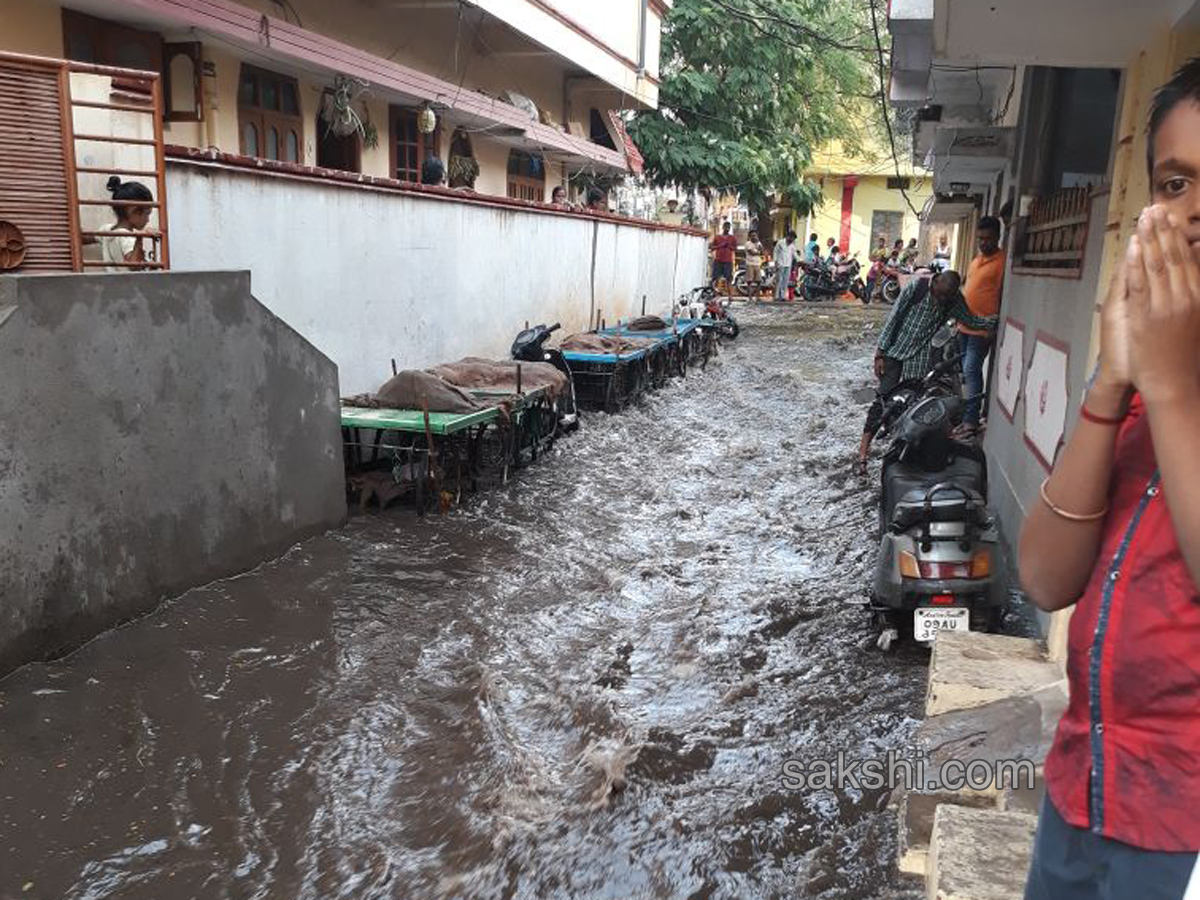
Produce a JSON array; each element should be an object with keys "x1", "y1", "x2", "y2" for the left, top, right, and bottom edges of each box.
[{"x1": 628, "y1": 0, "x2": 878, "y2": 234}]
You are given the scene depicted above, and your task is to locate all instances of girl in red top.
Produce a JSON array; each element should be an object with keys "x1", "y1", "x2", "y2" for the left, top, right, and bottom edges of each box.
[{"x1": 1020, "y1": 59, "x2": 1200, "y2": 900}]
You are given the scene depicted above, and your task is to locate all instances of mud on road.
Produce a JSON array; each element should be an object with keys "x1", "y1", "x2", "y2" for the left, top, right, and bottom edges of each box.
[{"x1": 1, "y1": 303, "x2": 930, "y2": 900}]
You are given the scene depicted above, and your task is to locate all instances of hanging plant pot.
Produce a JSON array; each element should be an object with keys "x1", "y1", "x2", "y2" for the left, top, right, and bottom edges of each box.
[
  {"x1": 320, "y1": 74, "x2": 370, "y2": 139},
  {"x1": 362, "y1": 119, "x2": 379, "y2": 150},
  {"x1": 449, "y1": 154, "x2": 479, "y2": 188}
]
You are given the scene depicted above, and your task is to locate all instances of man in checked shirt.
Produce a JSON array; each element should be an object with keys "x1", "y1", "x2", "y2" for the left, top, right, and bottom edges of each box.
[{"x1": 856, "y1": 270, "x2": 997, "y2": 474}]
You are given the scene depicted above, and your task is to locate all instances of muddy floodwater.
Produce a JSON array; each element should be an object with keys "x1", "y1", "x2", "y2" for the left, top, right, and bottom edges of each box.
[{"x1": 1, "y1": 305, "x2": 932, "y2": 900}]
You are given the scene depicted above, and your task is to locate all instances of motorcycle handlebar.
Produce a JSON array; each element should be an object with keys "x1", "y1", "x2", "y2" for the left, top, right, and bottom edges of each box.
[
  {"x1": 922, "y1": 357, "x2": 960, "y2": 384},
  {"x1": 548, "y1": 323, "x2": 561, "y2": 333}
]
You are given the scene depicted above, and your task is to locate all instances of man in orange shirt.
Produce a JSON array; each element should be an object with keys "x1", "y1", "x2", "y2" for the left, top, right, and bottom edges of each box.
[{"x1": 957, "y1": 216, "x2": 1005, "y2": 436}]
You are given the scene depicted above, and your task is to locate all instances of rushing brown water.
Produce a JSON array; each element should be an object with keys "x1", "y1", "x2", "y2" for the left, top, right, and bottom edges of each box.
[{"x1": 1, "y1": 305, "x2": 935, "y2": 900}]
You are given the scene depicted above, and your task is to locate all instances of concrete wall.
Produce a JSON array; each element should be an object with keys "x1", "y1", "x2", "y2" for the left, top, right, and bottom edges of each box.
[
  {"x1": 0, "y1": 271, "x2": 346, "y2": 675},
  {"x1": 3, "y1": 0, "x2": 62, "y2": 57},
  {"x1": 166, "y1": 158, "x2": 709, "y2": 395},
  {"x1": 981, "y1": 195, "x2": 1108, "y2": 647}
]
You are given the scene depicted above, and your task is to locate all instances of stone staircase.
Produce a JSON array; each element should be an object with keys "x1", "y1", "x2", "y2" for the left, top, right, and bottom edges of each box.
[{"x1": 891, "y1": 631, "x2": 1067, "y2": 897}]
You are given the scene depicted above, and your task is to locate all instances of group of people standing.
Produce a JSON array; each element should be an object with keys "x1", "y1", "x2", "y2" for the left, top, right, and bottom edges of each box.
[
  {"x1": 711, "y1": 223, "x2": 957, "y2": 304},
  {"x1": 769, "y1": 231, "x2": 848, "y2": 301},
  {"x1": 858, "y1": 215, "x2": 1006, "y2": 472},
  {"x1": 709, "y1": 225, "x2": 853, "y2": 302}
]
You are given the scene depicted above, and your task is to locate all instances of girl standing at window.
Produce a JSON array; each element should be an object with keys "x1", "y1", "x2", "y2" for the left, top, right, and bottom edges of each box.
[{"x1": 99, "y1": 176, "x2": 155, "y2": 271}]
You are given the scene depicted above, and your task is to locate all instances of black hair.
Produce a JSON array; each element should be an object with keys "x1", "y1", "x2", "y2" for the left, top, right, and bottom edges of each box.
[
  {"x1": 420, "y1": 155, "x2": 446, "y2": 186},
  {"x1": 107, "y1": 176, "x2": 152, "y2": 219},
  {"x1": 810, "y1": 232, "x2": 818, "y2": 241},
  {"x1": 722, "y1": 221, "x2": 732, "y2": 230},
  {"x1": 1148, "y1": 56, "x2": 1200, "y2": 177},
  {"x1": 932, "y1": 270, "x2": 962, "y2": 293},
  {"x1": 587, "y1": 187, "x2": 605, "y2": 207},
  {"x1": 978, "y1": 216, "x2": 1002, "y2": 236},
  {"x1": 552, "y1": 185, "x2": 566, "y2": 198}
]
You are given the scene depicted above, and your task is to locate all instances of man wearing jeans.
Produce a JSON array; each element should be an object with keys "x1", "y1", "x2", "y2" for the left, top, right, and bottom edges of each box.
[
  {"x1": 956, "y1": 216, "x2": 1005, "y2": 439},
  {"x1": 858, "y1": 270, "x2": 996, "y2": 473},
  {"x1": 710, "y1": 221, "x2": 738, "y2": 298}
]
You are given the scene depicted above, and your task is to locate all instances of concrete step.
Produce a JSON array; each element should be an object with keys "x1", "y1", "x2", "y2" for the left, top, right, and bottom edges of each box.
[
  {"x1": 926, "y1": 631, "x2": 1064, "y2": 717},
  {"x1": 892, "y1": 683, "x2": 1064, "y2": 874},
  {"x1": 928, "y1": 805, "x2": 1038, "y2": 900}
]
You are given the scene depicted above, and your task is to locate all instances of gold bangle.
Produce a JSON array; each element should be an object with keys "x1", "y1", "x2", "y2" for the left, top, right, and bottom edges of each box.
[{"x1": 1039, "y1": 478, "x2": 1109, "y2": 523}]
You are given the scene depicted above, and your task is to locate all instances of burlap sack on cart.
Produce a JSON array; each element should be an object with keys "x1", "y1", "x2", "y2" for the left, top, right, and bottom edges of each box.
[
  {"x1": 343, "y1": 370, "x2": 487, "y2": 414},
  {"x1": 559, "y1": 334, "x2": 658, "y2": 354},
  {"x1": 427, "y1": 357, "x2": 569, "y2": 399},
  {"x1": 625, "y1": 316, "x2": 670, "y2": 331}
]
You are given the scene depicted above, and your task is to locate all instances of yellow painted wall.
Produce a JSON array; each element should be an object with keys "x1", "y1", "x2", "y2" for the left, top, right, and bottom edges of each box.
[
  {"x1": 806, "y1": 175, "x2": 931, "y2": 261},
  {"x1": 2, "y1": 0, "x2": 62, "y2": 58},
  {"x1": 1093, "y1": 25, "x2": 1200, "y2": 355},
  {"x1": 473, "y1": 139, "x2": 510, "y2": 198},
  {"x1": 808, "y1": 134, "x2": 927, "y2": 179}
]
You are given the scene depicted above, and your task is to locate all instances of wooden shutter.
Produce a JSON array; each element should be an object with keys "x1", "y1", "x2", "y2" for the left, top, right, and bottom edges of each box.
[{"x1": 0, "y1": 59, "x2": 76, "y2": 271}]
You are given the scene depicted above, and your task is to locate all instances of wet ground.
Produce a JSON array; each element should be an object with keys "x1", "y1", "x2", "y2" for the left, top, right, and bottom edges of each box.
[{"x1": 1, "y1": 304, "x2": 934, "y2": 900}]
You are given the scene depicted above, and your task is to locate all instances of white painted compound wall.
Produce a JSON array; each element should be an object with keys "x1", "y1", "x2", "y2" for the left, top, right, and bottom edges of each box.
[{"x1": 166, "y1": 160, "x2": 707, "y2": 395}]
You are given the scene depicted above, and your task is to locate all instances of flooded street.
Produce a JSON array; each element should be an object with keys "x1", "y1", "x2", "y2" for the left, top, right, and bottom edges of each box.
[{"x1": 1, "y1": 305, "x2": 929, "y2": 900}]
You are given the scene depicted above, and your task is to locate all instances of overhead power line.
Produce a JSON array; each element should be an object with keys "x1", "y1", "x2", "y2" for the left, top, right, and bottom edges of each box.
[{"x1": 867, "y1": 0, "x2": 922, "y2": 218}]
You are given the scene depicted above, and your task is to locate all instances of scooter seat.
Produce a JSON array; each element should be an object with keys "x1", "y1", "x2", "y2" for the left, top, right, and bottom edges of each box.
[
  {"x1": 883, "y1": 453, "x2": 988, "y2": 531},
  {"x1": 891, "y1": 490, "x2": 987, "y2": 530}
]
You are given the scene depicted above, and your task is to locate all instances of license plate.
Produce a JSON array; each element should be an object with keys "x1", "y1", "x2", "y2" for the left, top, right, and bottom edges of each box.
[{"x1": 914, "y1": 607, "x2": 969, "y2": 642}]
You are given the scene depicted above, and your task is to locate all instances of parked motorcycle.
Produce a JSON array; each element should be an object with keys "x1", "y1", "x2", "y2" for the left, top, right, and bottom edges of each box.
[
  {"x1": 675, "y1": 286, "x2": 739, "y2": 338},
  {"x1": 510, "y1": 322, "x2": 579, "y2": 431},
  {"x1": 733, "y1": 260, "x2": 778, "y2": 298},
  {"x1": 801, "y1": 254, "x2": 866, "y2": 302},
  {"x1": 869, "y1": 325, "x2": 1002, "y2": 651}
]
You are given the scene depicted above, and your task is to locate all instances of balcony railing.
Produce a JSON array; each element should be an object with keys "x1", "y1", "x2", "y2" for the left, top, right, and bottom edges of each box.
[
  {"x1": 1012, "y1": 186, "x2": 1092, "y2": 279},
  {"x1": 0, "y1": 51, "x2": 169, "y2": 273}
]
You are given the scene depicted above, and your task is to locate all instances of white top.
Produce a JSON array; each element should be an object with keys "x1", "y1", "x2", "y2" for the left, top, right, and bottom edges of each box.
[
  {"x1": 98, "y1": 223, "x2": 157, "y2": 271},
  {"x1": 98, "y1": 223, "x2": 138, "y2": 271},
  {"x1": 774, "y1": 239, "x2": 796, "y2": 268}
]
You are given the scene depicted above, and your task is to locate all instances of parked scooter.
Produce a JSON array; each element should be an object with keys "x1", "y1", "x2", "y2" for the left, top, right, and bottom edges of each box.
[
  {"x1": 870, "y1": 325, "x2": 1002, "y2": 650},
  {"x1": 510, "y1": 322, "x2": 579, "y2": 431}
]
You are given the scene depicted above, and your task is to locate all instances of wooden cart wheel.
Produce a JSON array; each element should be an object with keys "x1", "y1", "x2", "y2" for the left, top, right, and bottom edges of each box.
[{"x1": 0, "y1": 221, "x2": 28, "y2": 271}]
